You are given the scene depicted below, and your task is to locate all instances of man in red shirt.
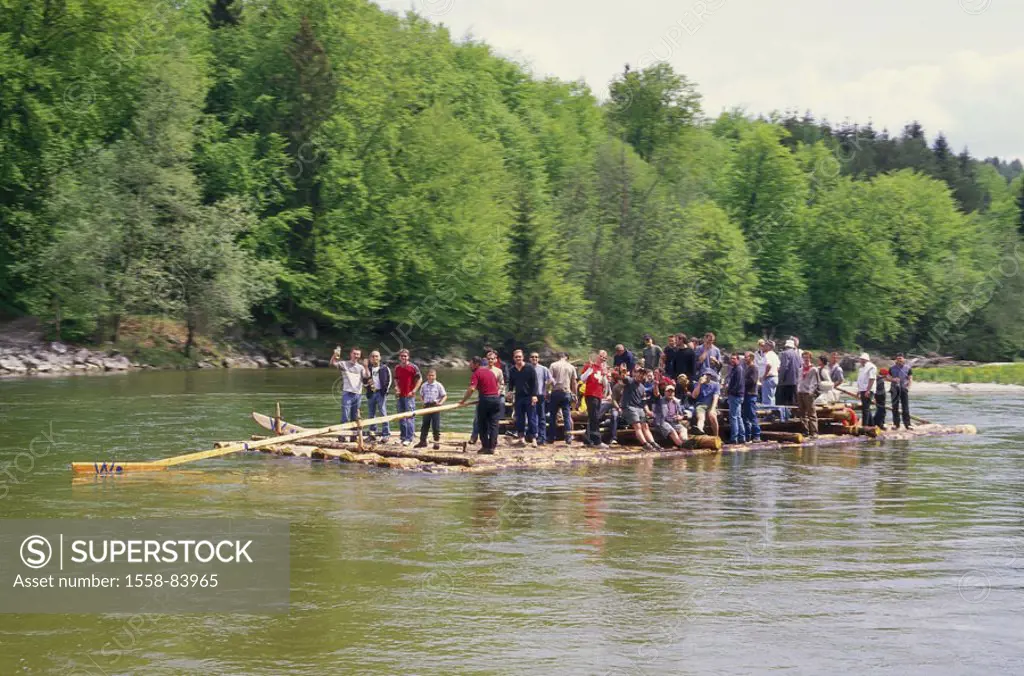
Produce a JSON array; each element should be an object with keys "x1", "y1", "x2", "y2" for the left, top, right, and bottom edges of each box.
[
  {"x1": 393, "y1": 349, "x2": 422, "y2": 446},
  {"x1": 460, "y1": 356, "x2": 502, "y2": 454},
  {"x1": 579, "y1": 350, "x2": 610, "y2": 448}
]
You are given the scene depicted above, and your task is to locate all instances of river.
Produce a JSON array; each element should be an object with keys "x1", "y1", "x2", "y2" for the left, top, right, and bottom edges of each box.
[{"x1": 0, "y1": 370, "x2": 1021, "y2": 674}]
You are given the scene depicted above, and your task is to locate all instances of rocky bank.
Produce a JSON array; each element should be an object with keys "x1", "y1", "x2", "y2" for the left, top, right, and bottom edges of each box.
[{"x1": 0, "y1": 340, "x2": 472, "y2": 378}]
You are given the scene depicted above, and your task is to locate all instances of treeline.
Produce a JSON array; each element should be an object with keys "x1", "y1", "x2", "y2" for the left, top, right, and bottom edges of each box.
[{"x1": 2, "y1": 0, "x2": 1023, "y2": 360}]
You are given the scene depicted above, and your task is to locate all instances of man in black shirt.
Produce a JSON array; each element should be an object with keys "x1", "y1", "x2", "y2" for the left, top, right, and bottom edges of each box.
[
  {"x1": 674, "y1": 333, "x2": 696, "y2": 383},
  {"x1": 663, "y1": 334, "x2": 679, "y2": 380},
  {"x1": 507, "y1": 349, "x2": 539, "y2": 447}
]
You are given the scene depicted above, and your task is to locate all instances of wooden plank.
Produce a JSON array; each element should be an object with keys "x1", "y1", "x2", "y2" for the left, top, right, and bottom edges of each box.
[{"x1": 71, "y1": 402, "x2": 468, "y2": 475}]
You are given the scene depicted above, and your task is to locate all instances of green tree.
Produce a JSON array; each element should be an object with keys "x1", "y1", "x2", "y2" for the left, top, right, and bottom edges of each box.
[
  {"x1": 165, "y1": 198, "x2": 276, "y2": 356},
  {"x1": 720, "y1": 122, "x2": 809, "y2": 334},
  {"x1": 606, "y1": 63, "x2": 701, "y2": 163},
  {"x1": 669, "y1": 200, "x2": 760, "y2": 344},
  {"x1": 803, "y1": 178, "x2": 906, "y2": 345}
]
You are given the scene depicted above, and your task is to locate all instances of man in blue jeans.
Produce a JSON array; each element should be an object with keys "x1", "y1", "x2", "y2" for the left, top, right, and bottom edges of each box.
[
  {"x1": 332, "y1": 347, "x2": 369, "y2": 442},
  {"x1": 507, "y1": 349, "x2": 539, "y2": 447},
  {"x1": 394, "y1": 349, "x2": 422, "y2": 446},
  {"x1": 725, "y1": 352, "x2": 746, "y2": 444},
  {"x1": 547, "y1": 352, "x2": 577, "y2": 444},
  {"x1": 530, "y1": 352, "x2": 551, "y2": 445},
  {"x1": 742, "y1": 351, "x2": 762, "y2": 442},
  {"x1": 365, "y1": 350, "x2": 392, "y2": 441}
]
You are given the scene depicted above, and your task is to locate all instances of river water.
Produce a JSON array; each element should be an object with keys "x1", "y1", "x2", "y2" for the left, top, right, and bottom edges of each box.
[{"x1": 0, "y1": 370, "x2": 1021, "y2": 674}]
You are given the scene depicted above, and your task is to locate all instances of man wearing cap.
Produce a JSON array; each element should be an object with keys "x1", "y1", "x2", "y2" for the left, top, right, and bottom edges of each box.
[
  {"x1": 642, "y1": 334, "x2": 663, "y2": 374},
  {"x1": 856, "y1": 353, "x2": 877, "y2": 426},
  {"x1": 652, "y1": 382, "x2": 688, "y2": 448},
  {"x1": 888, "y1": 353, "x2": 914, "y2": 430},
  {"x1": 778, "y1": 339, "x2": 801, "y2": 409},
  {"x1": 874, "y1": 367, "x2": 889, "y2": 429}
]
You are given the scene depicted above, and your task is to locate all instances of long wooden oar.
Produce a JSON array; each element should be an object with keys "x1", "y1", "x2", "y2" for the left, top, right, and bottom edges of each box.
[
  {"x1": 71, "y1": 402, "x2": 468, "y2": 475},
  {"x1": 836, "y1": 386, "x2": 932, "y2": 425}
]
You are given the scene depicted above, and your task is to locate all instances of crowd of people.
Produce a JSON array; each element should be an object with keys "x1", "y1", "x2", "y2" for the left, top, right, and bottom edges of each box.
[{"x1": 330, "y1": 333, "x2": 915, "y2": 455}]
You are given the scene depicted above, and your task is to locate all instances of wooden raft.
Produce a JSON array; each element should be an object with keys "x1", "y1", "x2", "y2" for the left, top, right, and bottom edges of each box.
[{"x1": 248, "y1": 420, "x2": 978, "y2": 474}]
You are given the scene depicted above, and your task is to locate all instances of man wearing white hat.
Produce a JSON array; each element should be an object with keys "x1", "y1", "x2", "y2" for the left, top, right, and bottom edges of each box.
[
  {"x1": 777, "y1": 338, "x2": 801, "y2": 410},
  {"x1": 856, "y1": 353, "x2": 877, "y2": 426}
]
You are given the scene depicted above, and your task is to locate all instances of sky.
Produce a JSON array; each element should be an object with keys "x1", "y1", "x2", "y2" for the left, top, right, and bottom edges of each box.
[{"x1": 373, "y1": 0, "x2": 1024, "y2": 162}]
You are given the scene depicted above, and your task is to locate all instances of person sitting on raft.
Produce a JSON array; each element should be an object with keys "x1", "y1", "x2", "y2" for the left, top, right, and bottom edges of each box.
[
  {"x1": 691, "y1": 372, "x2": 720, "y2": 438},
  {"x1": 621, "y1": 365, "x2": 658, "y2": 451},
  {"x1": 651, "y1": 383, "x2": 689, "y2": 448}
]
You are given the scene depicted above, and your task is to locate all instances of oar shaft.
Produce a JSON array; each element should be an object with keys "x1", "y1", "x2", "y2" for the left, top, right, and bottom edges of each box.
[
  {"x1": 837, "y1": 386, "x2": 931, "y2": 425},
  {"x1": 71, "y1": 401, "x2": 469, "y2": 474}
]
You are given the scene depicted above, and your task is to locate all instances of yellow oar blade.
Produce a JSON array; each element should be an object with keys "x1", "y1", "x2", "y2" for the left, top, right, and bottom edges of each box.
[{"x1": 71, "y1": 461, "x2": 170, "y2": 475}]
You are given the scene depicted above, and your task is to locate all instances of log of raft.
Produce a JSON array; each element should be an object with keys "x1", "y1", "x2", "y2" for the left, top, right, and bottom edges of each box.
[
  {"x1": 605, "y1": 428, "x2": 722, "y2": 451},
  {"x1": 271, "y1": 437, "x2": 475, "y2": 467},
  {"x1": 250, "y1": 423, "x2": 977, "y2": 473},
  {"x1": 759, "y1": 431, "x2": 804, "y2": 443},
  {"x1": 686, "y1": 435, "x2": 723, "y2": 451}
]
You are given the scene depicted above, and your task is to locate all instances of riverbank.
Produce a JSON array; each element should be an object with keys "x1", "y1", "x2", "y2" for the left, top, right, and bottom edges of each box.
[
  {"x1": 0, "y1": 341, "x2": 476, "y2": 378},
  {"x1": 0, "y1": 316, "x2": 472, "y2": 378},
  {"x1": 913, "y1": 363, "x2": 1024, "y2": 387}
]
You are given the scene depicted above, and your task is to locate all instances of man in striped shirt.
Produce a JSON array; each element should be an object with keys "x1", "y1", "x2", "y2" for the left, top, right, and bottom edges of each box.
[{"x1": 416, "y1": 369, "x2": 447, "y2": 449}]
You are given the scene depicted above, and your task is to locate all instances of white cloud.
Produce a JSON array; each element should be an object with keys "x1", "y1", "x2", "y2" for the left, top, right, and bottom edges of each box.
[
  {"x1": 372, "y1": 0, "x2": 1024, "y2": 162},
  {"x1": 704, "y1": 49, "x2": 1024, "y2": 160}
]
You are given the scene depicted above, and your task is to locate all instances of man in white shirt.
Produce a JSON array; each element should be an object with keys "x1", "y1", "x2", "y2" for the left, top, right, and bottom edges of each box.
[
  {"x1": 754, "y1": 339, "x2": 767, "y2": 398},
  {"x1": 548, "y1": 353, "x2": 578, "y2": 445},
  {"x1": 760, "y1": 340, "x2": 781, "y2": 406},
  {"x1": 856, "y1": 352, "x2": 877, "y2": 427},
  {"x1": 332, "y1": 347, "x2": 369, "y2": 442}
]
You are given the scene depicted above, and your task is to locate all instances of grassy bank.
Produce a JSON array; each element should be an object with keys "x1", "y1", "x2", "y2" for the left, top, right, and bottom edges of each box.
[{"x1": 915, "y1": 364, "x2": 1024, "y2": 386}]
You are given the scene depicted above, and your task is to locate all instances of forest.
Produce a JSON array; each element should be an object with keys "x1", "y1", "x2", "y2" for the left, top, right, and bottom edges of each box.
[{"x1": 2, "y1": 0, "x2": 1023, "y2": 360}]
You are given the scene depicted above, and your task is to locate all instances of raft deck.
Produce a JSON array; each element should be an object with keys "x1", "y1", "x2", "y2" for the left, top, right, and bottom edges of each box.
[{"x1": 247, "y1": 423, "x2": 977, "y2": 473}]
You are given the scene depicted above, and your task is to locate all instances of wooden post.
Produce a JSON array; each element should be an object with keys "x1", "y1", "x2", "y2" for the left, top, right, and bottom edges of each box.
[{"x1": 274, "y1": 402, "x2": 283, "y2": 436}]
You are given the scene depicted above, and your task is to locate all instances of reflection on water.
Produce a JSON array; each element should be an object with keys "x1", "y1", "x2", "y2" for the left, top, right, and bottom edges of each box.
[{"x1": 0, "y1": 372, "x2": 1022, "y2": 674}]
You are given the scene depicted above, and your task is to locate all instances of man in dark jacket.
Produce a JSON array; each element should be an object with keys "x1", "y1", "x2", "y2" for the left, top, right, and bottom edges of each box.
[
  {"x1": 507, "y1": 349, "x2": 539, "y2": 447},
  {"x1": 874, "y1": 368, "x2": 888, "y2": 429},
  {"x1": 613, "y1": 344, "x2": 636, "y2": 372},
  {"x1": 888, "y1": 354, "x2": 914, "y2": 430},
  {"x1": 365, "y1": 350, "x2": 392, "y2": 441},
  {"x1": 663, "y1": 334, "x2": 679, "y2": 380},
  {"x1": 725, "y1": 353, "x2": 746, "y2": 444},
  {"x1": 777, "y1": 339, "x2": 801, "y2": 408}
]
